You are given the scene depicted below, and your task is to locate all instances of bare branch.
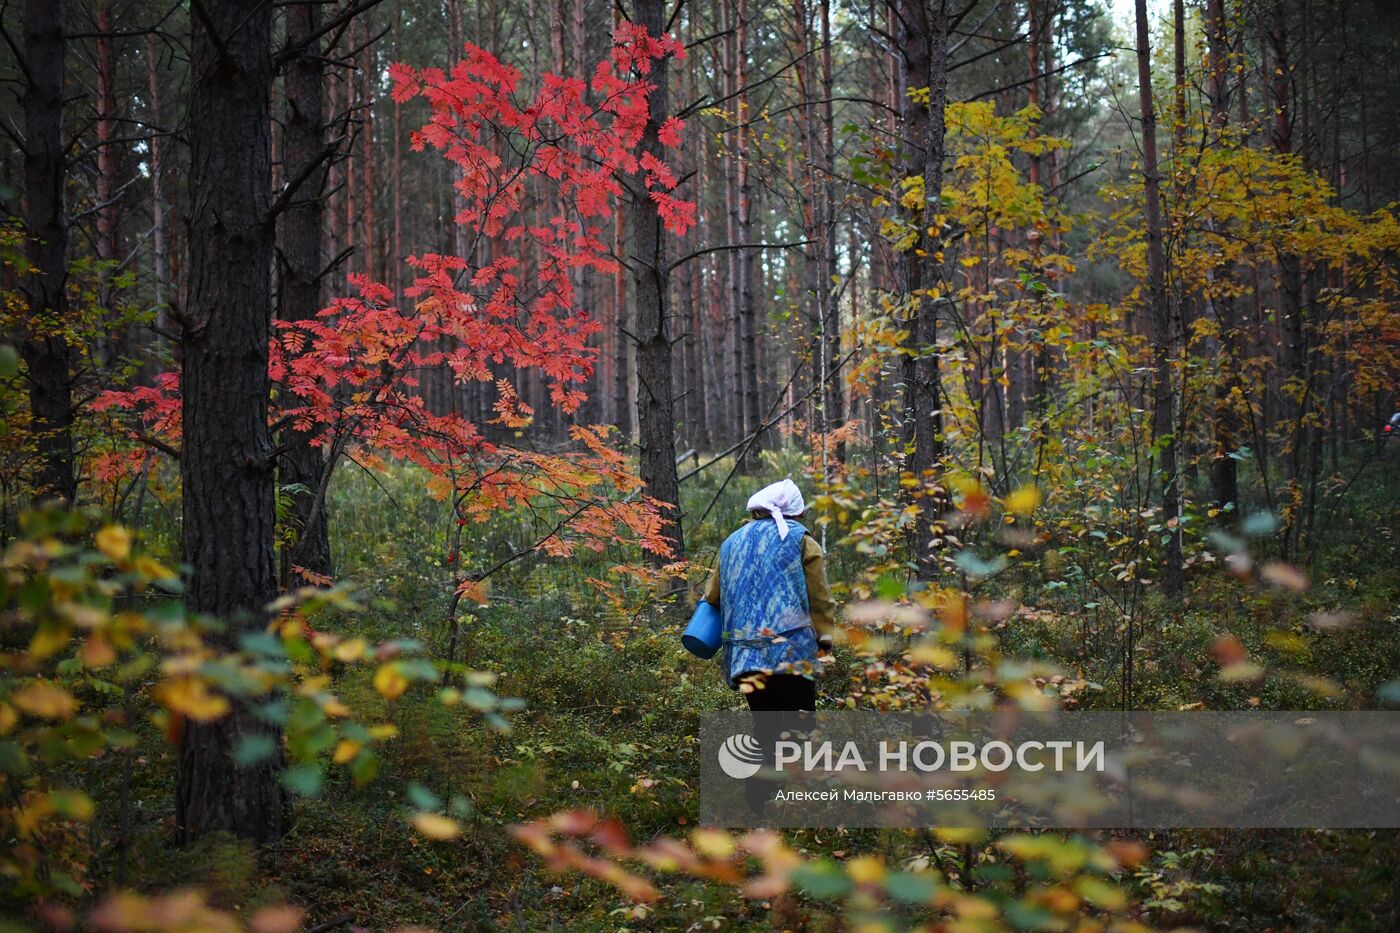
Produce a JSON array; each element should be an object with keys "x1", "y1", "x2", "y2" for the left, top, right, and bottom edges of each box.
[{"x1": 668, "y1": 239, "x2": 812, "y2": 273}]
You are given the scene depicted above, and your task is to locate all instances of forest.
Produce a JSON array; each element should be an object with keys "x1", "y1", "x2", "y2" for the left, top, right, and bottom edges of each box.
[{"x1": 1, "y1": 0, "x2": 1398, "y2": 927}]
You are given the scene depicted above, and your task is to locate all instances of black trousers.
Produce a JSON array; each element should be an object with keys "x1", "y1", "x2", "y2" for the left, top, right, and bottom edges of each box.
[
  {"x1": 739, "y1": 673, "x2": 815, "y2": 815},
  {"x1": 741, "y1": 672, "x2": 817, "y2": 712}
]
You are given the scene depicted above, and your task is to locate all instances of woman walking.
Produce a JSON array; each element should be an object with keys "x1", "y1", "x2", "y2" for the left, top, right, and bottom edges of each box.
[{"x1": 700, "y1": 478, "x2": 836, "y2": 711}]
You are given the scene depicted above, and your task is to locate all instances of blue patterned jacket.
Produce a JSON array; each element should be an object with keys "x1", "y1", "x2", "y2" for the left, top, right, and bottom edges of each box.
[{"x1": 715, "y1": 519, "x2": 819, "y2": 687}]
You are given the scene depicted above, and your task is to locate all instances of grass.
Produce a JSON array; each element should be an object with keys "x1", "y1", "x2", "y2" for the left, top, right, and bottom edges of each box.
[{"x1": 80, "y1": 446, "x2": 1400, "y2": 930}]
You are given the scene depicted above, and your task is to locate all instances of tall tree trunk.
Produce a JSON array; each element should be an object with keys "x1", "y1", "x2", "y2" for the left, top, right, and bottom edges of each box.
[
  {"x1": 819, "y1": 0, "x2": 843, "y2": 455},
  {"x1": 95, "y1": 0, "x2": 120, "y2": 269},
  {"x1": 146, "y1": 33, "x2": 168, "y2": 315},
  {"x1": 736, "y1": 0, "x2": 764, "y2": 469},
  {"x1": 278, "y1": 1, "x2": 334, "y2": 583},
  {"x1": 613, "y1": 210, "x2": 630, "y2": 436},
  {"x1": 1134, "y1": 0, "x2": 1185, "y2": 596},
  {"x1": 794, "y1": 0, "x2": 818, "y2": 433},
  {"x1": 896, "y1": 0, "x2": 949, "y2": 580},
  {"x1": 724, "y1": 0, "x2": 744, "y2": 447},
  {"x1": 678, "y1": 13, "x2": 707, "y2": 453},
  {"x1": 1205, "y1": 0, "x2": 1241, "y2": 516},
  {"x1": 360, "y1": 17, "x2": 376, "y2": 281},
  {"x1": 177, "y1": 0, "x2": 288, "y2": 844},
  {"x1": 20, "y1": 0, "x2": 77, "y2": 504},
  {"x1": 392, "y1": 0, "x2": 402, "y2": 296},
  {"x1": 628, "y1": 0, "x2": 684, "y2": 568},
  {"x1": 1268, "y1": 1, "x2": 1307, "y2": 553},
  {"x1": 1173, "y1": 0, "x2": 1187, "y2": 152},
  {"x1": 610, "y1": 0, "x2": 631, "y2": 438}
]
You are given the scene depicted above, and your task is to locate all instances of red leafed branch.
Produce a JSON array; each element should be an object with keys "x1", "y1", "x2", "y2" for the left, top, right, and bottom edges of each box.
[{"x1": 95, "y1": 27, "x2": 693, "y2": 575}]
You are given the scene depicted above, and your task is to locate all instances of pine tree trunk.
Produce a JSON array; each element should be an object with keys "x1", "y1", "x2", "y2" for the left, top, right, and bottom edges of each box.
[
  {"x1": 95, "y1": 0, "x2": 119, "y2": 269},
  {"x1": 1134, "y1": 0, "x2": 1185, "y2": 597},
  {"x1": 724, "y1": 0, "x2": 744, "y2": 447},
  {"x1": 278, "y1": 1, "x2": 334, "y2": 584},
  {"x1": 897, "y1": 0, "x2": 949, "y2": 580},
  {"x1": 1205, "y1": 0, "x2": 1241, "y2": 517},
  {"x1": 177, "y1": 0, "x2": 288, "y2": 844},
  {"x1": 613, "y1": 210, "x2": 631, "y2": 437},
  {"x1": 628, "y1": 0, "x2": 684, "y2": 568},
  {"x1": 819, "y1": 0, "x2": 844, "y2": 456},
  {"x1": 392, "y1": 0, "x2": 403, "y2": 297},
  {"x1": 20, "y1": 0, "x2": 76, "y2": 504},
  {"x1": 146, "y1": 33, "x2": 168, "y2": 315},
  {"x1": 735, "y1": 0, "x2": 764, "y2": 469},
  {"x1": 360, "y1": 18, "x2": 375, "y2": 280}
]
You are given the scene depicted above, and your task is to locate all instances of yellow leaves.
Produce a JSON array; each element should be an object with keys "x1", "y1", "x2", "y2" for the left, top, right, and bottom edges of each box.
[
  {"x1": 690, "y1": 828, "x2": 735, "y2": 860},
  {"x1": 151, "y1": 677, "x2": 230, "y2": 721},
  {"x1": 1004, "y1": 485, "x2": 1042, "y2": 516},
  {"x1": 332, "y1": 637, "x2": 369, "y2": 663},
  {"x1": 11, "y1": 680, "x2": 78, "y2": 720},
  {"x1": 931, "y1": 826, "x2": 984, "y2": 845},
  {"x1": 14, "y1": 789, "x2": 96, "y2": 837},
  {"x1": 907, "y1": 641, "x2": 957, "y2": 670},
  {"x1": 29, "y1": 621, "x2": 71, "y2": 661},
  {"x1": 95, "y1": 525, "x2": 131, "y2": 561},
  {"x1": 845, "y1": 855, "x2": 886, "y2": 885},
  {"x1": 134, "y1": 555, "x2": 175, "y2": 581},
  {"x1": 1075, "y1": 876, "x2": 1128, "y2": 910},
  {"x1": 997, "y1": 834, "x2": 1088, "y2": 875},
  {"x1": 373, "y1": 662, "x2": 409, "y2": 700},
  {"x1": 333, "y1": 740, "x2": 361, "y2": 764},
  {"x1": 412, "y1": 812, "x2": 463, "y2": 840},
  {"x1": 47, "y1": 788, "x2": 95, "y2": 821},
  {"x1": 898, "y1": 175, "x2": 925, "y2": 211},
  {"x1": 88, "y1": 889, "x2": 242, "y2": 933}
]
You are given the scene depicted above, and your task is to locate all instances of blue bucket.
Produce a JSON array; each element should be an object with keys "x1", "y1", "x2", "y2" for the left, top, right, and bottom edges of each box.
[{"x1": 682, "y1": 600, "x2": 722, "y2": 659}]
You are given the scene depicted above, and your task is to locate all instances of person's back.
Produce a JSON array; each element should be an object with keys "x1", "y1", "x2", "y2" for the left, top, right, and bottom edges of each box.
[
  {"x1": 698, "y1": 479, "x2": 835, "y2": 710},
  {"x1": 698, "y1": 479, "x2": 836, "y2": 814},
  {"x1": 717, "y1": 517, "x2": 816, "y2": 687}
]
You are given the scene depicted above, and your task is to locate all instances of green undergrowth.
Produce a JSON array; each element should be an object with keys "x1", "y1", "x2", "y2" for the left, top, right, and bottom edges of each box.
[{"x1": 83, "y1": 451, "x2": 1400, "y2": 930}]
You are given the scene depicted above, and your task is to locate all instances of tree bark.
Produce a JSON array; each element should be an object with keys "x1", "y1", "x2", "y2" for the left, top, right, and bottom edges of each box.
[
  {"x1": 896, "y1": 0, "x2": 949, "y2": 580},
  {"x1": 1134, "y1": 0, "x2": 1185, "y2": 596},
  {"x1": 95, "y1": 0, "x2": 120, "y2": 269},
  {"x1": 20, "y1": 0, "x2": 77, "y2": 504},
  {"x1": 735, "y1": 0, "x2": 765, "y2": 470},
  {"x1": 146, "y1": 33, "x2": 168, "y2": 315},
  {"x1": 177, "y1": 0, "x2": 288, "y2": 844},
  {"x1": 361, "y1": 26, "x2": 376, "y2": 278},
  {"x1": 724, "y1": 0, "x2": 744, "y2": 446},
  {"x1": 1205, "y1": 0, "x2": 1241, "y2": 517},
  {"x1": 628, "y1": 0, "x2": 685, "y2": 568},
  {"x1": 278, "y1": 1, "x2": 335, "y2": 584},
  {"x1": 819, "y1": 0, "x2": 843, "y2": 455}
]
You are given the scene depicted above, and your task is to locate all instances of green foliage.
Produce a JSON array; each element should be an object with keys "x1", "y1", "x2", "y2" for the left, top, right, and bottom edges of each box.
[{"x1": 0, "y1": 503, "x2": 513, "y2": 923}]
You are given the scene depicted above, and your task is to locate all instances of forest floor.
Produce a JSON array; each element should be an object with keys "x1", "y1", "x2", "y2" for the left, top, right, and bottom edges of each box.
[{"x1": 93, "y1": 452, "x2": 1400, "y2": 931}]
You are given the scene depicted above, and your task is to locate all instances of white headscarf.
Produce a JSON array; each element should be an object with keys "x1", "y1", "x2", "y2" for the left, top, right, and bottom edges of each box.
[{"x1": 746, "y1": 479, "x2": 806, "y2": 540}]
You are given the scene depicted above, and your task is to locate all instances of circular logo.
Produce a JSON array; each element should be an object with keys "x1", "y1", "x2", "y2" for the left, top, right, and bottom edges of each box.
[{"x1": 717, "y1": 733, "x2": 764, "y2": 779}]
